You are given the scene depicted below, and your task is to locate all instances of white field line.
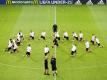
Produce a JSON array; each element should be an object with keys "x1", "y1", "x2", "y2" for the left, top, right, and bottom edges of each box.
[
  {"x1": 0, "y1": 62, "x2": 107, "y2": 71},
  {"x1": 54, "y1": 6, "x2": 57, "y2": 80},
  {"x1": 0, "y1": 62, "x2": 40, "y2": 70}
]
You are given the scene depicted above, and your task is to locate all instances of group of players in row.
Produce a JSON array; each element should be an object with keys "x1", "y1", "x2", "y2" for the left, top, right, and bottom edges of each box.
[{"x1": 5, "y1": 24, "x2": 103, "y2": 76}]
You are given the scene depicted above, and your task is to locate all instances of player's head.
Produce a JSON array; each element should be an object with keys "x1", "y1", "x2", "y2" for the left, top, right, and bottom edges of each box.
[
  {"x1": 28, "y1": 44, "x2": 31, "y2": 46},
  {"x1": 46, "y1": 45, "x2": 48, "y2": 47}
]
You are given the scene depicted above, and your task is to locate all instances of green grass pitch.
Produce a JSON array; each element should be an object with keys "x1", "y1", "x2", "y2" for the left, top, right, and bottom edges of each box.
[{"x1": 0, "y1": 5, "x2": 107, "y2": 80}]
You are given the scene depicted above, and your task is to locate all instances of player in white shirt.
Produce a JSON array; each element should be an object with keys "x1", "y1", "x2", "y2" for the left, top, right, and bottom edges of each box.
[
  {"x1": 5, "y1": 39, "x2": 13, "y2": 52},
  {"x1": 26, "y1": 44, "x2": 32, "y2": 57},
  {"x1": 63, "y1": 32, "x2": 69, "y2": 40},
  {"x1": 40, "y1": 32, "x2": 46, "y2": 40},
  {"x1": 17, "y1": 31, "x2": 24, "y2": 41},
  {"x1": 30, "y1": 31, "x2": 35, "y2": 40},
  {"x1": 72, "y1": 32, "x2": 78, "y2": 41},
  {"x1": 85, "y1": 40, "x2": 90, "y2": 52},
  {"x1": 16, "y1": 35, "x2": 21, "y2": 46},
  {"x1": 55, "y1": 32, "x2": 60, "y2": 40},
  {"x1": 71, "y1": 44, "x2": 77, "y2": 56},
  {"x1": 95, "y1": 37, "x2": 103, "y2": 48},
  {"x1": 79, "y1": 31, "x2": 83, "y2": 41},
  {"x1": 44, "y1": 45, "x2": 50, "y2": 56},
  {"x1": 91, "y1": 34, "x2": 96, "y2": 45},
  {"x1": 13, "y1": 42, "x2": 18, "y2": 53}
]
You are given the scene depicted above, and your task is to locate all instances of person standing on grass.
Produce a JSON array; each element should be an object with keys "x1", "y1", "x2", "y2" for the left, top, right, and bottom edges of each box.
[
  {"x1": 95, "y1": 37, "x2": 103, "y2": 48},
  {"x1": 72, "y1": 32, "x2": 78, "y2": 41},
  {"x1": 63, "y1": 32, "x2": 69, "y2": 40},
  {"x1": 17, "y1": 31, "x2": 24, "y2": 41},
  {"x1": 30, "y1": 30, "x2": 35, "y2": 40},
  {"x1": 85, "y1": 40, "x2": 90, "y2": 52},
  {"x1": 79, "y1": 31, "x2": 83, "y2": 41},
  {"x1": 71, "y1": 44, "x2": 77, "y2": 56},
  {"x1": 5, "y1": 39, "x2": 13, "y2": 52},
  {"x1": 53, "y1": 38, "x2": 59, "y2": 47},
  {"x1": 53, "y1": 24, "x2": 58, "y2": 33},
  {"x1": 16, "y1": 35, "x2": 21, "y2": 46},
  {"x1": 26, "y1": 44, "x2": 32, "y2": 57},
  {"x1": 44, "y1": 45, "x2": 50, "y2": 56},
  {"x1": 44, "y1": 57, "x2": 49, "y2": 75},
  {"x1": 51, "y1": 55, "x2": 57, "y2": 76},
  {"x1": 55, "y1": 32, "x2": 60, "y2": 41},
  {"x1": 90, "y1": 34, "x2": 96, "y2": 45},
  {"x1": 40, "y1": 32, "x2": 46, "y2": 40}
]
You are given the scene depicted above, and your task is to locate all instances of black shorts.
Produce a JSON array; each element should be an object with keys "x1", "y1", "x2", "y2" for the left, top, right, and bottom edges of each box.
[
  {"x1": 54, "y1": 43, "x2": 58, "y2": 46},
  {"x1": 16, "y1": 42, "x2": 20, "y2": 46},
  {"x1": 30, "y1": 36, "x2": 34, "y2": 40},
  {"x1": 13, "y1": 49, "x2": 17, "y2": 52},
  {"x1": 45, "y1": 63, "x2": 48, "y2": 69},
  {"x1": 74, "y1": 37, "x2": 78, "y2": 40},
  {"x1": 45, "y1": 52, "x2": 49, "y2": 56},
  {"x1": 52, "y1": 66, "x2": 57, "y2": 71},
  {"x1": 64, "y1": 36, "x2": 69, "y2": 40},
  {"x1": 91, "y1": 40, "x2": 94, "y2": 45},
  {"x1": 26, "y1": 52, "x2": 30, "y2": 56},
  {"x1": 71, "y1": 51, "x2": 76, "y2": 55},
  {"x1": 79, "y1": 38, "x2": 83, "y2": 41},
  {"x1": 86, "y1": 48, "x2": 89, "y2": 51},
  {"x1": 8, "y1": 47, "x2": 11, "y2": 51},
  {"x1": 56, "y1": 37, "x2": 60, "y2": 40},
  {"x1": 41, "y1": 36, "x2": 45, "y2": 40}
]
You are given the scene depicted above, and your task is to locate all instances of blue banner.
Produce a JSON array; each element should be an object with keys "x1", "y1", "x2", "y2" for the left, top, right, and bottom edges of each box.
[{"x1": 0, "y1": 0, "x2": 6, "y2": 4}]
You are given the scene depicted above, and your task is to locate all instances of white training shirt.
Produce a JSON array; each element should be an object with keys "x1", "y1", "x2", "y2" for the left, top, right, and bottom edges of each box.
[
  {"x1": 30, "y1": 32, "x2": 35, "y2": 37},
  {"x1": 17, "y1": 36, "x2": 21, "y2": 42},
  {"x1": 56, "y1": 32, "x2": 59, "y2": 37},
  {"x1": 8, "y1": 40, "x2": 12, "y2": 48},
  {"x1": 27, "y1": 46, "x2": 32, "y2": 53},
  {"x1": 85, "y1": 41, "x2": 90, "y2": 48},
  {"x1": 79, "y1": 33, "x2": 83, "y2": 38},
  {"x1": 91, "y1": 35, "x2": 95, "y2": 41},
  {"x1": 13, "y1": 43, "x2": 18, "y2": 49},
  {"x1": 44, "y1": 47, "x2": 49, "y2": 53},
  {"x1": 64, "y1": 32, "x2": 68, "y2": 37},
  {"x1": 71, "y1": 45, "x2": 77, "y2": 51},
  {"x1": 41, "y1": 32, "x2": 46, "y2": 37},
  {"x1": 73, "y1": 32, "x2": 78, "y2": 37},
  {"x1": 96, "y1": 38, "x2": 100, "y2": 44}
]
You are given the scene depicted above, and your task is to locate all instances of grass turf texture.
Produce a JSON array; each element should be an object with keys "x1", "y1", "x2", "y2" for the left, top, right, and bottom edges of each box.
[{"x1": 0, "y1": 5, "x2": 107, "y2": 80}]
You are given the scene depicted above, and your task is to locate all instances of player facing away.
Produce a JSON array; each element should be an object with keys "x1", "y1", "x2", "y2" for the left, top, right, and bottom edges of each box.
[
  {"x1": 54, "y1": 32, "x2": 60, "y2": 41},
  {"x1": 63, "y1": 32, "x2": 69, "y2": 40},
  {"x1": 85, "y1": 40, "x2": 90, "y2": 52},
  {"x1": 30, "y1": 31, "x2": 35, "y2": 40},
  {"x1": 53, "y1": 38, "x2": 59, "y2": 47},
  {"x1": 51, "y1": 55, "x2": 57, "y2": 76},
  {"x1": 12, "y1": 39, "x2": 18, "y2": 53},
  {"x1": 5, "y1": 39, "x2": 13, "y2": 52},
  {"x1": 44, "y1": 57, "x2": 49, "y2": 75},
  {"x1": 16, "y1": 35, "x2": 21, "y2": 46},
  {"x1": 95, "y1": 37, "x2": 103, "y2": 48},
  {"x1": 40, "y1": 32, "x2": 46, "y2": 40},
  {"x1": 53, "y1": 24, "x2": 58, "y2": 33},
  {"x1": 17, "y1": 31, "x2": 24, "y2": 41},
  {"x1": 44, "y1": 45, "x2": 50, "y2": 56},
  {"x1": 72, "y1": 32, "x2": 78, "y2": 41},
  {"x1": 90, "y1": 34, "x2": 96, "y2": 45},
  {"x1": 26, "y1": 44, "x2": 32, "y2": 57},
  {"x1": 71, "y1": 44, "x2": 77, "y2": 56},
  {"x1": 79, "y1": 31, "x2": 83, "y2": 41}
]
